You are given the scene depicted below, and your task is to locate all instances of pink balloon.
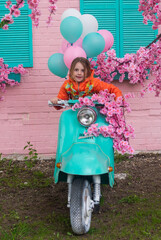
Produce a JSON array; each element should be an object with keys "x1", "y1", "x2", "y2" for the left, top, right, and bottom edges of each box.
[
  {"x1": 97, "y1": 30, "x2": 114, "y2": 52},
  {"x1": 64, "y1": 46, "x2": 87, "y2": 69},
  {"x1": 60, "y1": 38, "x2": 83, "y2": 53}
]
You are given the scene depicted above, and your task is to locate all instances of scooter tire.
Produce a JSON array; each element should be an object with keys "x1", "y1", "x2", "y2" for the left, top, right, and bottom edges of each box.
[{"x1": 70, "y1": 178, "x2": 92, "y2": 235}]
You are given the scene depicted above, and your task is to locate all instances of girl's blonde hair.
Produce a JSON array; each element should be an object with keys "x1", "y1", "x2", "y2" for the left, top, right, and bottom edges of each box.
[{"x1": 69, "y1": 57, "x2": 91, "y2": 80}]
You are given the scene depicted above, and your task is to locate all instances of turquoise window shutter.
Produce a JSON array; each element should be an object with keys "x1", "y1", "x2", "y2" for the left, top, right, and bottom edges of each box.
[
  {"x1": 119, "y1": 0, "x2": 157, "y2": 57},
  {"x1": 80, "y1": 0, "x2": 157, "y2": 58},
  {"x1": 0, "y1": 1, "x2": 33, "y2": 67},
  {"x1": 80, "y1": 0, "x2": 120, "y2": 56}
]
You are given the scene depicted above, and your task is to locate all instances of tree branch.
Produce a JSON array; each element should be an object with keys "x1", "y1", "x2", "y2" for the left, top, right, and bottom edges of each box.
[
  {"x1": 114, "y1": 33, "x2": 161, "y2": 68},
  {"x1": 145, "y1": 33, "x2": 161, "y2": 48}
]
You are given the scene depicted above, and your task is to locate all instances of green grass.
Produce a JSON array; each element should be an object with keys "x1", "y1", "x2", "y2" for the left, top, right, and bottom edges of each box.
[
  {"x1": 0, "y1": 162, "x2": 53, "y2": 189},
  {"x1": 0, "y1": 158, "x2": 161, "y2": 240},
  {"x1": 90, "y1": 196, "x2": 161, "y2": 240},
  {"x1": 119, "y1": 194, "x2": 147, "y2": 204},
  {"x1": 0, "y1": 195, "x2": 160, "y2": 240},
  {"x1": 114, "y1": 151, "x2": 130, "y2": 163}
]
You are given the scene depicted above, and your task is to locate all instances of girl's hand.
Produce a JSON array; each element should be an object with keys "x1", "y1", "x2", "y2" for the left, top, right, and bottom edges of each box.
[{"x1": 51, "y1": 97, "x2": 59, "y2": 104}]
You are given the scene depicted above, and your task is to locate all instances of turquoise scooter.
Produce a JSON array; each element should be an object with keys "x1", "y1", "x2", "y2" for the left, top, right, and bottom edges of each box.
[{"x1": 48, "y1": 99, "x2": 114, "y2": 235}]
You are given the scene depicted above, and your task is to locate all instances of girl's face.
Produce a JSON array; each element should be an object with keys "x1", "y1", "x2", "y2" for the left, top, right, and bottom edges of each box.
[{"x1": 71, "y1": 62, "x2": 86, "y2": 83}]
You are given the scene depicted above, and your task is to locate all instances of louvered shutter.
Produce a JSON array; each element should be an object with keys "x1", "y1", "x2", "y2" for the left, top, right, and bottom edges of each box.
[
  {"x1": 80, "y1": 0, "x2": 157, "y2": 58},
  {"x1": 119, "y1": 0, "x2": 157, "y2": 57},
  {"x1": 0, "y1": 0, "x2": 33, "y2": 67},
  {"x1": 80, "y1": 0, "x2": 120, "y2": 56}
]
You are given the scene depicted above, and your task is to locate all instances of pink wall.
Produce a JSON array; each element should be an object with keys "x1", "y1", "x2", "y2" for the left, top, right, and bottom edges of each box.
[{"x1": 0, "y1": 0, "x2": 161, "y2": 156}]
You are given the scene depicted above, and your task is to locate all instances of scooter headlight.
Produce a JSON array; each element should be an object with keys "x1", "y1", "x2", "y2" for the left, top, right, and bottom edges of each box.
[{"x1": 77, "y1": 107, "x2": 97, "y2": 127}]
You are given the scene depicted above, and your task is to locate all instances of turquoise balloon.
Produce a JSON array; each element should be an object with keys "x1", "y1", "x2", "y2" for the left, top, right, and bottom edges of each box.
[
  {"x1": 60, "y1": 16, "x2": 83, "y2": 43},
  {"x1": 82, "y1": 32, "x2": 105, "y2": 58},
  {"x1": 48, "y1": 53, "x2": 68, "y2": 78}
]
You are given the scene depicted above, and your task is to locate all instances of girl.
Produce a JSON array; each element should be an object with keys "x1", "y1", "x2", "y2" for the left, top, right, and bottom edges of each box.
[{"x1": 51, "y1": 57, "x2": 122, "y2": 104}]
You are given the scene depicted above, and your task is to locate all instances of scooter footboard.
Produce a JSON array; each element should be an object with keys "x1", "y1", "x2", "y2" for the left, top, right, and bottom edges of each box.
[{"x1": 60, "y1": 142, "x2": 113, "y2": 175}]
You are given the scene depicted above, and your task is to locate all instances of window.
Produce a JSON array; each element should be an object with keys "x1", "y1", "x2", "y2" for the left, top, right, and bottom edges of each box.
[
  {"x1": 80, "y1": 0, "x2": 157, "y2": 57},
  {"x1": 0, "y1": 0, "x2": 33, "y2": 67}
]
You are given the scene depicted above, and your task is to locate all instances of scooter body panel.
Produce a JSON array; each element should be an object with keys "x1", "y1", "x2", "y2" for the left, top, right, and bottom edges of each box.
[
  {"x1": 54, "y1": 107, "x2": 114, "y2": 187},
  {"x1": 60, "y1": 142, "x2": 110, "y2": 175}
]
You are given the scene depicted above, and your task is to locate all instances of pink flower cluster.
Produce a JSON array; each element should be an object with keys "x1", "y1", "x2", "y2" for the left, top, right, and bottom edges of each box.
[
  {"x1": 92, "y1": 36, "x2": 161, "y2": 97},
  {"x1": 28, "y1": 0, "x2": 41, "y2": 27},
  {"x1": 1, "y1": 0, "x2": 24, "y2": 29},
  {"x1": 0, "y1": 0, "x2": 58, "y2": 29},
  {"x1": 138, "y1": 0, "x2": 161, "y2": 30},
  {"x1": 72, "y1": 90, "x2": 135, "y2": 155},
  {"x1": 0, "y1": 58, "x2": 27, "y2": 100},
  {"x1": 47, "y1": 0, "x2": 58, "y2": 25}
]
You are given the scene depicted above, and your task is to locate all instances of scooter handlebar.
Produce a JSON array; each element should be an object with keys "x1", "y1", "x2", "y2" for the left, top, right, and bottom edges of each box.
[
  {"x1": 48, "y1": 100, "x2": 54, "y2": 107},
  {"x1": 48, "y1": 100, "x2": 69, "y2": 108},
  {"x1": 48, "y1": 99, "x2": 125, "y2": 108}
]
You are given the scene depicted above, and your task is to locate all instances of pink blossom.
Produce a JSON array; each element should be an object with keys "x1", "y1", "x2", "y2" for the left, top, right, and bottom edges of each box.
[
  {"x1": 48, "y1": 5, "x2": 57, "y2": 13},
  {"x1": 83, "y1": 97, "x2": 91, "y2": 105},
  {"x1": 72, "y1": 91, "x2": 134, "y2": 155},
  {"x1": 100, "y1": 107, "x2": 108, "y2": 115},
  {"x1": 3, "y1": 13, "x2": 12, "y2": 21},
  {"x1": 2, "y1": 24, "x2": 9, "y2": 30},
  {"x1": 138, "y1": 0, "x2": 161, "y2": 30},
  {"x1": 116, "y1": 128, "x2": 124, "y2": 135},
  {"x1": 90, "y1": 123, "x2": 98, "y2": 130},
  {"x1": 107, "y1": 110, "x2": 113, "y2": 117},
  {"x1": 0, "y1": 58, "x2": 26, "y2": 100},
  {"x1": 13, "y1": 9, "x2": 20, "y2": 17},
  {"x1": 91, "y1": 94, "x2": 98, "y2": 101},
  {"x1": 107, "y1": 49, "x2": 116, "y2": 57},
  {"x1": 5, "y1": 1, "x2": 12, "y2": 9}
]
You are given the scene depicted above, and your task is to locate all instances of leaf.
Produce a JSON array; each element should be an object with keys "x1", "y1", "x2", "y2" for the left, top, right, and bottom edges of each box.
[
  {"x1": 67, "y1": 232, "x2": 73, "y2": 236},
  {"x1": 0, "y1": 20, "x2": 9, "y2": 29}
]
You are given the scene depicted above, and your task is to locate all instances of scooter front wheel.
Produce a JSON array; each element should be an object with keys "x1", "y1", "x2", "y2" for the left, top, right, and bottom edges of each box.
[{"x1": 70, "y1": 178, "x2": 93, "y2": 235}]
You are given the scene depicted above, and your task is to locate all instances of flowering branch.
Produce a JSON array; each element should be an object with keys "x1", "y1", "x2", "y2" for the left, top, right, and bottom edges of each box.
[
  {"x1": 27, "y1": 0, "x2": 41, "y2": 27},
  {"x1": 91, "y1": 34, "x2": 161, "y2": 97},
  {"x1": 47, "y1": 0, "x2": 58, "y2": 25},
  {"x1": 0, "y1": 0, "x2": 58, "y2": 29},
  {"x1": 0, "y1": 0, "x2": 24, "y2": 30},
  {"x1": 146, "y1": 33, "x2": 161, "y2": 48},
  {"x1": 0, "y1": 58, "x2": 27, "y2": 101},
  {"x1": 138, "y1": 0, "x2": 161, "y2": 30},
  {"x1": 72, "y1": 91, "x2": 135, "y2": 155}
]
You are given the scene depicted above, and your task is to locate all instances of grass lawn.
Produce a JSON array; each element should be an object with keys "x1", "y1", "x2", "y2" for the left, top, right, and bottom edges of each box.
[{"x1": 0, "y1": 153, "x2": 161, "y2": 240}]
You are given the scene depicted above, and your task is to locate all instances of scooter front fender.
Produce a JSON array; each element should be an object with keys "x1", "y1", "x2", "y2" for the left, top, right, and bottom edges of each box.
[{"x1": 60, "y1": 142, "x2": 111, "y2": 175}]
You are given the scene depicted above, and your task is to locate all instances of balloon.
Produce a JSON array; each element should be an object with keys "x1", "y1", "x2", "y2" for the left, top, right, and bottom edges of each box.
[
  {"x1": 59, "y1": 38, "x2": 83, "y2": 53},
  {"x1": 61, "y1": 8, "x2": 81, "y2": 21},
  {"x1": 64, "y1": 46, "x2": 87, "y2": 69},
  {"x1": 48, "y1": 53, "x2": 68, "y2": 78},
  {"x1": 82, "y1": 32, "x2": 105, "y2": 58},
  {"x1": 98, "y1": 30, "x2": 114, "y2": 52},
  {"x1": 60, "y1": 16, "x2": 83, "y2": 43},
  {"x1": 80, "y1": 14, "x2": 98, "y2": 38}
]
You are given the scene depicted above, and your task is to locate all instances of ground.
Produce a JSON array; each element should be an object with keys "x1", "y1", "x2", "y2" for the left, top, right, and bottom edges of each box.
[{"x1": 0, "y1": 153, "x2": 161, "y2": 240}]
